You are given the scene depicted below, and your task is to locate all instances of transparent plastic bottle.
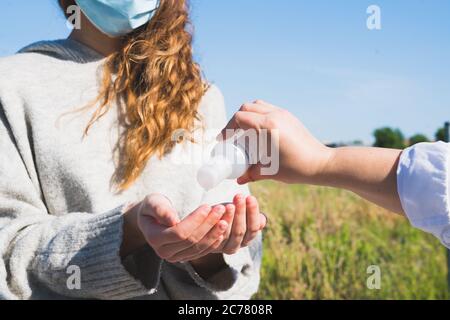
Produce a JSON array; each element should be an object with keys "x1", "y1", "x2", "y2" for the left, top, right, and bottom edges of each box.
[{"x1": 197, "y1": 140, "x2": 250, "y2": 191}]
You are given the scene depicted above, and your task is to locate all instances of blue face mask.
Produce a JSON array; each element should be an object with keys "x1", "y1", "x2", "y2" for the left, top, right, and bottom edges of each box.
[{"x1": 75, "y1": 0, "x2": 160, "y2": 37}]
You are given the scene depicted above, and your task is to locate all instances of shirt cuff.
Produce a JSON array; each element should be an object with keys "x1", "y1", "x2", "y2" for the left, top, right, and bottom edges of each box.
[{"x1": 397, "y1": 142, "x2": 450, "y2": 247}]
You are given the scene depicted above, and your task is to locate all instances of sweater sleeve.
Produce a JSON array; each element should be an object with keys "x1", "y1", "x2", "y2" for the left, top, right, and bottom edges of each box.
[
  {"x1": 0, "y1": 108, "x2": 159, "y2": 300},
  {"x1": 397, "y1": 142, "x2": 450, "y2": 248},
  {"x1": 160, "y1": 85, "x2": 262, "y2": 300}
]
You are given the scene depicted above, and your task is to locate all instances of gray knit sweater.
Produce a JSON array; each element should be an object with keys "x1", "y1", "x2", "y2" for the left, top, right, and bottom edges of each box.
[{"x1": 0, "y1": 39, "x2": 261, "y2": 300}]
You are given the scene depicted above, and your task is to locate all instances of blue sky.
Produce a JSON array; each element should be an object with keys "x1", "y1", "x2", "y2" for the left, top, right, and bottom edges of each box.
[{"x1": 1, "y1": 0, "x2": 449, "y2": 143}]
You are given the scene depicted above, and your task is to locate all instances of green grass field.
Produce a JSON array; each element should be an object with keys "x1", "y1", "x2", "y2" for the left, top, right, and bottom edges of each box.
[{"x1": 251, "y1": 181, "x2": 449, "y2": 300}]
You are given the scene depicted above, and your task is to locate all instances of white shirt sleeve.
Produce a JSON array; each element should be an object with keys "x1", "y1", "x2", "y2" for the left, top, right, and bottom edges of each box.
[{"x1": 397, "y1": 141, "x2": 450, "y2": 248}]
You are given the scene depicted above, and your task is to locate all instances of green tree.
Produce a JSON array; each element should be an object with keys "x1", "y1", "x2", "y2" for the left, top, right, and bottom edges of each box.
[
  {"x1": 373, "y1": 127, "x2": 406, "y2": 149},
  {"x1": 409, "y1": 134, "x2": 429, "y2": 146},
  {"x1": 435, "y1": 127, "x2": 446, "y2": 142}
]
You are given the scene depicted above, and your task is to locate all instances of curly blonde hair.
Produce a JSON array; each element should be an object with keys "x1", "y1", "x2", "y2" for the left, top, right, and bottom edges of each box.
[{"x1": 60, "y1": 0, "x2": 206, "y2": 191}]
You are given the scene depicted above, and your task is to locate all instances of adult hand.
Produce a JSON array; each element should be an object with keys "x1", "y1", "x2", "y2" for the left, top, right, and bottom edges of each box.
[
  {"x1": 219, "y1": 100, "x2": 333, "y2": 185},
  {"x1": 220, "y1": 101, "x2": 404, "y2": 215}
]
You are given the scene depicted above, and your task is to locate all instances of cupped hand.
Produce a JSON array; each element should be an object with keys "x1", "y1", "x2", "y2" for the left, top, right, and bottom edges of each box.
[
  {"x1": 137, "y1": 194, "x2": 230, "y2": 263},
  {"x1": 134, "y1": 194, "x2": 266, "y2": 264}
]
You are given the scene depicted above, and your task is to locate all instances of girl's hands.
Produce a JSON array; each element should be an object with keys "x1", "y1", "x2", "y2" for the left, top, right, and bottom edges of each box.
[
  {"x1": 136, "y1": 194, "x2": 228, "y2": 263},
  {"x1": 215, "y1": 194, "x2": 266, "y2": 255},
  {"x1": 127, "y1": 193, "x2": 266, "y2": 264}
]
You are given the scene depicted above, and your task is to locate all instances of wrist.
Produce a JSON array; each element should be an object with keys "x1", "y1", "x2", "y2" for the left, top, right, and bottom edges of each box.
[
  {"x1": 307, "y1": 146, "x2": 339, "y2": 187},
  {"x1": 316, "y1": 146, "x2": 403, "y2": 191},
  {"x1": 314, "y1": 146, "x2": 355, "y2": 190},
  {"x1": 120, "y1": 203, "x2": 147, "y2": 258},
  {"x1": 190, "y1": 253, "x2": 226, "y2": 279}
]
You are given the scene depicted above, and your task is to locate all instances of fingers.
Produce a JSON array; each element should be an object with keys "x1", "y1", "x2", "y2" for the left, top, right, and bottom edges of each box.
[
  {"x1": 218, "y1": 112, "x2": 266, "y2": 140},
  {"x1": 161, "y1": 205, "x2": 211, "y2": 244},
  {"x1": 140, "y1": 194, "x2": 179, "y2": 227},
  {"x1": 259, "y1": 213, "x2": 268, "y2": 229},
  {"x1": 234, "y1": 111, "x2": 266, "y2": 130},
  {"x1": 237, "y1": 164, "x2": 264, "y2": 185},
  {"x1": 221, "y1": 203, "x2": 236, "y2": 242},
  {"x1": 169, "y1": 220, "x2": 228, "y2": 263},
  {"x1": 186, "y1": 205, "x2": 226, "y2": 243},
  {"x1": 145, "y1": 196, "x2": 267, "y2": 263},
  {"x1": 160, "y1": 205, "x2": 226, "y2": 255},
  {"x1": 138, "y1": 215, "x2": 168, "y2": 248},
  {"x1": 209, "y1": 203, "x2": 236, "y2": 253},
  {"x1": 217, "y1": 100, "x2": 277, "y2": 141},
  {"x1": 242, "y1": 196, "x2": 261, "y2": 246},
  {"x1": 223, "y1": 195, "x2": 247, "y2": 254},
  {"x1": 183, "y1": 236, "x2": 225, "y2": 262},
  {"x1": 253, "y1": 99, "x2": 276, "y2": 109},
  {"x1": 163, "y1": 204, "x2": 235, "y2": 262},
  {"x1": 240, "y1": 101, "x2": 273, "y2": 114},
  {"x1": 140, "y1": 194, "x2": 268, "y2": 264}
]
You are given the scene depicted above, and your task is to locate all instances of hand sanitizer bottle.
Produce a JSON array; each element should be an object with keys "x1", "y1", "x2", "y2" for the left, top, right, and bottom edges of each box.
[{"x1": 197, "y1": 139, "x2": 251, "y2": 191}]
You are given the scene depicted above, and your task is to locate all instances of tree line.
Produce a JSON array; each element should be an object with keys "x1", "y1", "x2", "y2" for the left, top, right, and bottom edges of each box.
[{"x1": 373, "y1": 125, "x2": 447, "y2": 149}]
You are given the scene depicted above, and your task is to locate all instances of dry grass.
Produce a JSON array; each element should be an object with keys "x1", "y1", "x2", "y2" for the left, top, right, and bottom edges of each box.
[{"x1": 251, "y1": 181, "x2": 449, "y2": 300}]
